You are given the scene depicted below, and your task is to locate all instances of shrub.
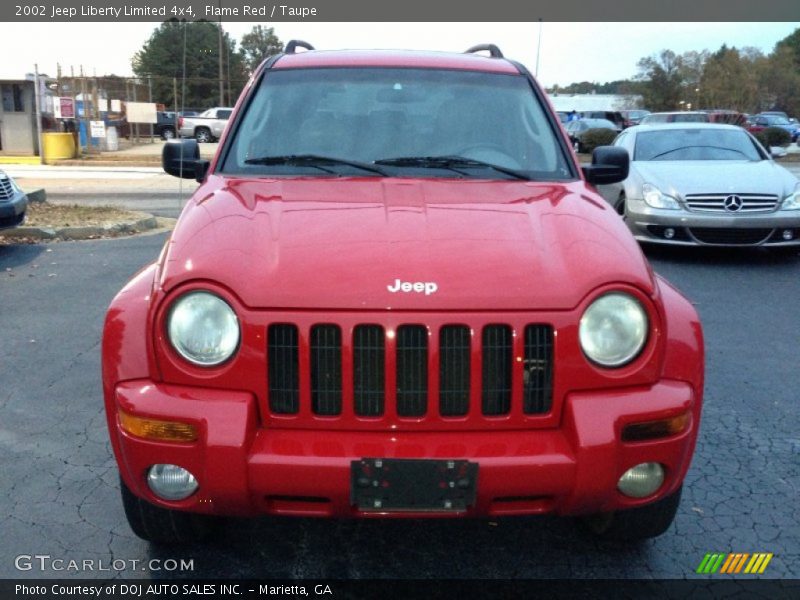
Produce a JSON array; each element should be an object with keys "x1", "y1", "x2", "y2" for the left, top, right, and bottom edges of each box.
[
  {"x1": 580, "y1": 128, "x2": 618, "y2": 153},
  {"x1": 754, "y1": 126, "x2": 791, "y2": 148}
]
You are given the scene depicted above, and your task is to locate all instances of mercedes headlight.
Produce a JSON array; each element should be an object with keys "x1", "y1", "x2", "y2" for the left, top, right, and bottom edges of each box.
[
  {"x1": 642, "y1": 183, "x2": 680, "y2": 210},
  {"x1": 579, "y1": 292, "x2": 649, "y2": 367},
  {"x1": 167, "y1": 291, "x2": 240, "y2": 366},
  {"x1": 782, "y1": 183, "x2": 800, "y2": 210}
]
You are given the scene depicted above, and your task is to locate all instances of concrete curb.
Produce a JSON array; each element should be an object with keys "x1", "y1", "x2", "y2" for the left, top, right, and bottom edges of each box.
[{"x1": 1, "y1": 212, "x2": 171, "y2": 241}]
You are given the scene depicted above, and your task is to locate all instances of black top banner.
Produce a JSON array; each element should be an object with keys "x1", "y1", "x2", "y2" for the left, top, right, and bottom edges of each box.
[{"x1": 2, "y1": 0, "x2": 799, "y2": 22}]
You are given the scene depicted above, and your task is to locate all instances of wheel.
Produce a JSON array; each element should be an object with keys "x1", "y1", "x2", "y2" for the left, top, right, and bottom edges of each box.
[
  {"x1": 161, "y1": 126, "x2": 176, "y2": 140},
  {"x1": 120, "y1": 475, "x2": 220, "y2": 545},
  {"x1": 195, "y1": 128, "x2": 213, "y2": 144},
  {"x1": 573, "y1": 140, "x2": 583, "y2": 153},
  {"x1": 582, "y1": 485, "x2": 682, "y2": 542},
  {"x1": 614, "y1": 193, "x2": 627, "y2": 218}
]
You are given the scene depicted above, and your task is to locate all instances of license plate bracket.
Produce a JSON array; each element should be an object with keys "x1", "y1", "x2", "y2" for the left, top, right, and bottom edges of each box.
[{"x1": 351, "y1": 458, "x2": 478, "y2": 512}]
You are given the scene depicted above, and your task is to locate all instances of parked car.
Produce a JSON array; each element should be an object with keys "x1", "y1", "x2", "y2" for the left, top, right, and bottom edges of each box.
[
  {"x1": 0, "y1": 170, "x2": 28, "y2": 230},
  {"x1": 701, "y1": 110, "x2": 747, "y2": 127},
  {"x1": 177, "y1": 107, "x2": 234, "y2": 143},
  {"x1": 620, "y1": 110, "x2": 651, "y2": 126},
  {"x1": 640, "y1": 111, "x2": 709, "y2": 124},
  {"x1": 598, "y1": 123, "x2": 800, "y2": 247},
  {"x1": 155, "y1": 111, "x2": 193, "y2": 140},
  {"x1": 565, "y1": 118, "x2": 619, "y2": 152},
  {"x1": 579, "y1": 110, "x2": 626, "y2": 130},
  {"x1": 103, "y1": 41, "x2": 704, "y2": 545},
  {"x1": 747, "y1": 114, "x2": 800, "y2": 143}
]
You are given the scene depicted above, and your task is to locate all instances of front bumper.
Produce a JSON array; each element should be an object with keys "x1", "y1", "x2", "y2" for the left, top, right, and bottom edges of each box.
[
  {"x1": 111, "y1": 378, "x2": 699, "y2": 518},
  {"x1": 0, "y1": 191, "x2": 28, "y2": 229},
  {"x1": 625, "y1": 197, "x2": 800, "y2": 246}
]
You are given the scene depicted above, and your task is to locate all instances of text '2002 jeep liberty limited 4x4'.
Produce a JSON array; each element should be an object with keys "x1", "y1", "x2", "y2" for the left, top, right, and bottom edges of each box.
[{"x1": 102, "y1": 41, "x2": 703, "y2": 544}]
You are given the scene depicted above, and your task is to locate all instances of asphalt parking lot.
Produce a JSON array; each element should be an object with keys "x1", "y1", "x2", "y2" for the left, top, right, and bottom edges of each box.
[{"x1": 1, "y1": 234, "x2": 798, "y2": 580}]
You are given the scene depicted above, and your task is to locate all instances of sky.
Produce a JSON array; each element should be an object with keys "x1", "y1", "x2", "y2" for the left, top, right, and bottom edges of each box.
[{"x1": 0, "y1": 22, "x2": 797, "y2": 88}]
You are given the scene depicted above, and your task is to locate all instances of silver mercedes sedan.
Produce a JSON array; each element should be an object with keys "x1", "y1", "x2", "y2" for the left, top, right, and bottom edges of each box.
[{"x1": 598, "y1": 123, "x2": 800, "y2": 247}]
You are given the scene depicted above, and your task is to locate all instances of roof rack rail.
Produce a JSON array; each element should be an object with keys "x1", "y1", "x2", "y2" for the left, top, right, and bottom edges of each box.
[
  {"x1": 464, "y1": 44, "x2": 504, "y2": 58},
  {"x1": 285, "y1": 40, "x2": 315, "y2": 54}
]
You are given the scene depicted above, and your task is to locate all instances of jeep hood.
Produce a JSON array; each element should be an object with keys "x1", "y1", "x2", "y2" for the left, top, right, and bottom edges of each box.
[{"x1": 160, "y1": 176, "x2": 653, "y2": 310}]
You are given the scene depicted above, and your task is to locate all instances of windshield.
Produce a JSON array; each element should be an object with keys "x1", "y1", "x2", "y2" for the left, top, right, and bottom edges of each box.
[
  {"x1": 220, "y1": 68, "x2": 573, "y2": 179},
  {"x1": 633, "y1": 128, "x2": 765, "y2": 161}
]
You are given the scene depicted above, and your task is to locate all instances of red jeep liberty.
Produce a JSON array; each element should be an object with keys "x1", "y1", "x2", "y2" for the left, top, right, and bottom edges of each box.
[{"x1": 102, "y1": 42, "x2": 704, "y2": 544}]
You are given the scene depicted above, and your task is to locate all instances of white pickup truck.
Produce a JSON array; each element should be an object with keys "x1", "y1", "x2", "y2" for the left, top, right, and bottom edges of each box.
[{"x1": 178, "y1": 107, "x2": 234, "y2": 143}]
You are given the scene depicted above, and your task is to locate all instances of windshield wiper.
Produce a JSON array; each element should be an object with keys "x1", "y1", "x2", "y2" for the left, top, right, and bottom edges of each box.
[
  {"x1": 374, "y1": 155, "x2": 530, "y2": 180},
  {"x1": 245, "y1": 154, "x2": 389, "y2": 176}
]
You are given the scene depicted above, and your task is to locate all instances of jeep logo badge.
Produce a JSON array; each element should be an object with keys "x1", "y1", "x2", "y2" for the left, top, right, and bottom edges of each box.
[{"x1": 387, "y1": 279, "x2": 438, "y2": 295}]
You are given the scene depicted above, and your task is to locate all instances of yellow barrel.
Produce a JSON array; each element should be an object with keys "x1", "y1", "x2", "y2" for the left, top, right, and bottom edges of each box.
[{"x1": 42, "y1": 132, "x2": 77, "y2": 161}]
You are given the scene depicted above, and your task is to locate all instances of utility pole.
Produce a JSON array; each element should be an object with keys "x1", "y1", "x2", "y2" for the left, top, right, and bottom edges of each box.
[
  {"x1": 535, "y1": 19, "x2": 543, "y2": 79},
  {"x1": 33, "y1": 64, "x2": 44, "y2": 164},
  {"x1": 148, "y1": 75, "x2": 154, "y2": 143},
  {"x1": 218, "y1": 0, "x2": 224, "y2": 106}
]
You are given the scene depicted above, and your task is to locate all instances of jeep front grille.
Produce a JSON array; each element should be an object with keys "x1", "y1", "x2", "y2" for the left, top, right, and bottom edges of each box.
[
  {"x1": 268, "y1": 324, "x2": 300, "y2": 414},
  {"x1": 266, "y1": 321, "x2": 554, "y2": 423},
  {"x1": 439, "y1": 325, "x2": 471, "y2": 416},
  {"x1": 310, "y1": 324, "x2": 342, "y2": 416},
  {"x1": 353, "y1": 325, "x2": 385, "y2": 417}
]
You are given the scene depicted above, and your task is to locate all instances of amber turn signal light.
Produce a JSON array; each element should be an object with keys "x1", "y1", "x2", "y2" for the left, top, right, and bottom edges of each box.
[
  {"x1": 118, "y1": 410, "x2": 198, "y2": 443},
  {"x1": 622, "y1": 412, "x2": 690, "y2": 442}
]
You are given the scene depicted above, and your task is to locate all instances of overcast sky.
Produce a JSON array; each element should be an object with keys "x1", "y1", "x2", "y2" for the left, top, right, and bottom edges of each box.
[{"x1": 1, "y1": 22, "x2": 797, "y2": 87}]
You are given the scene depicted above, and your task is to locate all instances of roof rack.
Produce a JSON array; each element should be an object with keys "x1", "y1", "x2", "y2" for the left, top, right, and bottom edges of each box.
[
  {"x1": 464, "y1": 44, "x2": 504, "y2": 58},
  {"x1": 284, "y1": 40, "x2": 315, "y2": 54}
]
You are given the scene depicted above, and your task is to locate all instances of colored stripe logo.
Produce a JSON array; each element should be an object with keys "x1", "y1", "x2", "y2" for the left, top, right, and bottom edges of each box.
[{"x1": 696, "y1": 553, "x2": 773, "y2": 574}]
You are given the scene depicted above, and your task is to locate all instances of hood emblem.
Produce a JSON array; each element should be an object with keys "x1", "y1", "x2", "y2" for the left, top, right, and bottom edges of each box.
[
  {"x1": 723, "y1": 195, "x2": 743, "y2": 212},
  {"x1": 387, "y1": 279, "x2": 438, "y2": 295}
]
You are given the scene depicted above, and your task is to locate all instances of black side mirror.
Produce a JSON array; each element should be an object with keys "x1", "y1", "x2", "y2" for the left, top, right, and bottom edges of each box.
[
  {"x1": 582, "y1": 146, "x2": 629, "y2": 185},
  {"x1": 163, "y1": 139, "x2": 209, "y2": 182}
]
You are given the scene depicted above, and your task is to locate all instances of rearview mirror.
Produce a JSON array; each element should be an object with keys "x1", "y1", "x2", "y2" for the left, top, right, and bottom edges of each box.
[
  {"x1": 162, "y1": 139, "x2": 209, "y2": 182},
  {"x1": 582, "y1": 146, "x2": 629, "y2": 185}
]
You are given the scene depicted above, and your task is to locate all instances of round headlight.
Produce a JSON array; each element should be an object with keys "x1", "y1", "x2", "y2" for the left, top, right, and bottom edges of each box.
[
  {"x1": 167, "y1": 291, "x2": 240, "y2": 366},
  {"x1": 579, "y1": 292, "x2": 648, "y2": 367}
]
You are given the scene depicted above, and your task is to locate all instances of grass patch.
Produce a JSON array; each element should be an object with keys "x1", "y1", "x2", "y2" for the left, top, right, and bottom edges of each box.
[{"x1": 25, "y1": 203, "x2": 143, "y2": 228}]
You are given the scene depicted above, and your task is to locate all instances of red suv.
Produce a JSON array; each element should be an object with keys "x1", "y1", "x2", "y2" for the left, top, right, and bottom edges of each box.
[{"x1": 103, "y1": 41, "x2": 704, "y2": 544}]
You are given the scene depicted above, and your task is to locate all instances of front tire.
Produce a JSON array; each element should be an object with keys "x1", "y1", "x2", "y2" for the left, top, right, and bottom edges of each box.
[
  {"x1": 161, "y1": 126, "x2": 176, "y2": 140},
  {"x1": 195, "y1": 127, "x2": 212, "y2": 144},
  {"x1": 614, "y1": 193, "x2": 627, "y2": 218},
  {"x1": 582, "y1": 485, "x2": 682, "y2": 541},
  {"x1": 120, "y1": 475, "x2": 219, "y2": 545}
]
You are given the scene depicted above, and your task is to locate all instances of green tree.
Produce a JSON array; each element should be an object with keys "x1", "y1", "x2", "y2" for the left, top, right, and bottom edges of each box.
[
  {"x1": 700, "y1": 45, "x2": 762, "y2": 112},
  {"x1": 774, "y1": 27, "x2": 800, "y2": 67},
  {"x1": 240, "y1": 25, "x2": 284, "y2": 73},
  {"x1": 635, "y1": 50, "x2": 685, "y2": 111},
  {"x1": 132, "y1": 19, "x2": 247, "y2": 110}
]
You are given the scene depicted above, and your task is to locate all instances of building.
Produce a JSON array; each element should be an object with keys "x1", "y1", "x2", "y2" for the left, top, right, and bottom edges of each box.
[
  {"x1": 547, "y1": 93, "x2": 643, "y2": 113},
  {"x1": 0, "y1": 74, "x2": 54, "y2": 155}
]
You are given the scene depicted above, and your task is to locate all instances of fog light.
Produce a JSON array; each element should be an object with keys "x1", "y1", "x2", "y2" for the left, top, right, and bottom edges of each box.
[
  {"x1": 147, "y1": 464, "x2": 198, "y2": 501},
  {"x1": 617, "y1": 462, "x2": 664, "y2": 498},
  {"x1": 664, "y1": 227, "x2": 676, "y2": 239},
  {"x1": 782, "y1": 229, "x2": 794, "y2": 241}
]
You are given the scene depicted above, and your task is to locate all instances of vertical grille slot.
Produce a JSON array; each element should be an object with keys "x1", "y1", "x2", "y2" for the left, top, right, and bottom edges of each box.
[
  {"x1": 396, "y1": 325, "x2": 428, "y2": 417},
  {"x1": 523, "y1": 325, "x2": 554, "y2": 414},
  {"x1": 267, "y1": 324, "x2": 300, "y2": 414},
  {"x1": 310, "y1": 325, "x2": 342, "y2": 416},
  {"x1": 439, "y1": 325, "x2": 471, "y2": 416},
  {"x1": 482, "y1": 325, "x2": 512, "y2": 415},
  {"x1": 353, "y1": 325, "x2": 385, "y2": 416}
]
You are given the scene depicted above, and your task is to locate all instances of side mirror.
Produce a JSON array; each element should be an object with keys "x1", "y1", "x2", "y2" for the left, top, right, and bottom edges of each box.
[
  {"x1": 162, "y1": 139, "x2": 210, "y2": 182},
  {"x1": 582, "y1": 146, "x2": 629, "y2": 185}
]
